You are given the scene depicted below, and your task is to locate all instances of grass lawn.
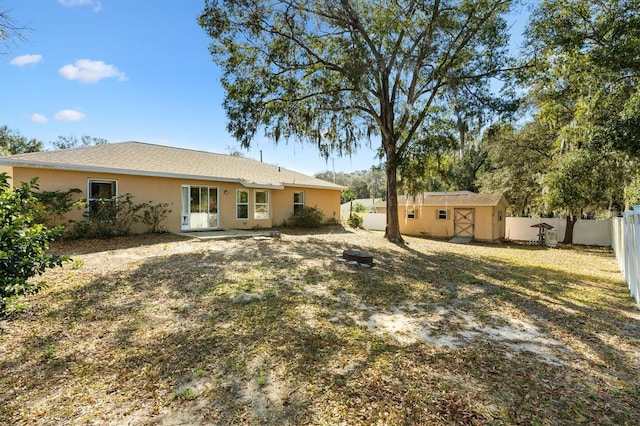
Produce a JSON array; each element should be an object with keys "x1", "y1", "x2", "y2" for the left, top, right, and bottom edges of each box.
[{"x1": 1, "y1": 228, "x2": 639, "y2": 425}]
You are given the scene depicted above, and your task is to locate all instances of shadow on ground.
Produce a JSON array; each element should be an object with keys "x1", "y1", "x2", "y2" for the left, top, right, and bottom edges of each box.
[{"x1": 1, "y1": 231, "x2": 638, "y2": 425}]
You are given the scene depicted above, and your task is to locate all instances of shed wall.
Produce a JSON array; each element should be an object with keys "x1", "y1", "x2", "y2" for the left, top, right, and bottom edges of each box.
[{"x1": 398, "y1": 202, "x2": 506, "y2": 241}]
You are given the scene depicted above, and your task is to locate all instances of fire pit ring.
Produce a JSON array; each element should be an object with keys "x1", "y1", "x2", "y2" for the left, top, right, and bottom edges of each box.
[{"x1": 342, "y1": 249, "x2": 374, "y2": 265}]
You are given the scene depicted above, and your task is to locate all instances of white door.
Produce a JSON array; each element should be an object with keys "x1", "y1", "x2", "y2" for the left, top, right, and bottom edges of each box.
[{"x1": 181, "y1": 186, "x2": 219, "y2": 230}]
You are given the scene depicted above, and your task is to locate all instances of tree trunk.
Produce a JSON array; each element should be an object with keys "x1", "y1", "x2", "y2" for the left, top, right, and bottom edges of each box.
[
  {"x1": 562, "y1": 214, "x2": 577, "y2": 244},
  {"x1": 384, "y1": 153, "x2": 404, "y2": 243}
]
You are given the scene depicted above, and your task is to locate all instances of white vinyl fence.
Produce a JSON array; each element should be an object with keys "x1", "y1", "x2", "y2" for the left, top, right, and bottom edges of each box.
[
  {"x1": 358, "y1": 213, "x2": 613, "y2": 246},
  {"x1": 362, "y1": 213, "x2": 387, "y2": 231},
  {"x1": 505, "y1": 217, "x2": 612, "y2": 246},
  {"x1": 612, "y1": 206, "x2": 640, "y2": 307}
]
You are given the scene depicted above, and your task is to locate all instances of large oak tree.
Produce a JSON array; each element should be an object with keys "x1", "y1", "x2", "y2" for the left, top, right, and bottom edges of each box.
[
  {"x1": 522, "y1": 0, "x2": 640, "y2": 241},
  {"x1": 200, "y1": 0, "x2": 515, "y2": 242}
]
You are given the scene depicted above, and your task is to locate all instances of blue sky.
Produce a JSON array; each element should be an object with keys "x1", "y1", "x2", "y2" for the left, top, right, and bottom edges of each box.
[{"x1": 1, "y1": 0, "x2": 529, "y2": 176}]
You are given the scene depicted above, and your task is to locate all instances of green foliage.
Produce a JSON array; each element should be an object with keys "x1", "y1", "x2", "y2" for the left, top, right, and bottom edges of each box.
[
  {"x1": 0, "y1": 125, "x2": 43, "y2": 155},
  {"x1": 51, "y1": 135, "x2": 109, "y2": 150},
  {"x1": 70, "y1": 194, "x2": 137, "y2": 239},
  {"x1": 288, "y1": 206, "x2": 324, "y2": 228},
  {"x1": 347, "y1": 213, "x2": 363, "y2": 229},
  {"x1": 0, "y1": 173, "x2": 68, "y2": 314},
  {"x1": 137, "y1": 201, "x2": 172, "y2": 233},
  {"x1": 517, "y1": 0, "x2": 640, "y2": 218},
  {"x1": 340, "y1": 189, "x2": 357, "y2": 204},
  {"x1": 624, "y1": 174, "x2": 640, "y2": 208},
  {"x1": 200, "y1": 0, "x2": 515, "y2": 242},
  {"x1": 352, "y1": 202, "x2": 367, "y2": 213},
  {"x1": 316, "y1": 167, "x2": 386, "y2": 203},
  {"x1": 69, "y1": 195, "x2": 171, "y2": 239},
  {"x1": 173, "y1": 387, "x2": 196, "y2": 401},
  {"x1": 34, "y1": 188, "x2": 82, "y2": 226},
  {"x1": 478, "y1": 122, "x2": 554, "y2": 216}
]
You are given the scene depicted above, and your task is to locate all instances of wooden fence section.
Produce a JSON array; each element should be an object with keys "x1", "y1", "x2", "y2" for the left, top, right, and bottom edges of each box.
[{"x1": 612, "y1": 206, "x2": 640, "y2": 307}]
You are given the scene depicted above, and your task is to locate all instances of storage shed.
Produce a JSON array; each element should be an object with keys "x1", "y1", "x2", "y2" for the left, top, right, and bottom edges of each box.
[{"x1": 398, "y1": 191, "x2": 508, "y2": 241}]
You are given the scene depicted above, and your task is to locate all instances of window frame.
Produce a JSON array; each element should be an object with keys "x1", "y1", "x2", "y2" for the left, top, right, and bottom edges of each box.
[
  {"x1": 87, "y1": 179, "x2": 117, "y2": 221},
  {"x1": 254, "y1": 190, "x2": 269, "y2": 220},
  {"x1": 293, "y1": 191, "x2": 305, "y2": 216},
  {"x1": 407, "y1": 208, "x2": 416, "y2": 219},
  {"x1": 437, "y1": 209, "x2": 448, "y2": 220},
  {"x1": 236, "y1": 189, "x2": 249, "y2": 220}
]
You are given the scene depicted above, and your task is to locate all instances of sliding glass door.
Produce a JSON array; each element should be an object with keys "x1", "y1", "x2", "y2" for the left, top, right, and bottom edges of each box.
[{"x1": 181, "y1": 186, "x2": 218, "y2": 230}]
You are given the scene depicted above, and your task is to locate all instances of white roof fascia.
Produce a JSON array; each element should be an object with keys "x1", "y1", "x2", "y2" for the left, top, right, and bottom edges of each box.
[{"x1": 0, "y1": 161, "x2": 286, "y2": 189}]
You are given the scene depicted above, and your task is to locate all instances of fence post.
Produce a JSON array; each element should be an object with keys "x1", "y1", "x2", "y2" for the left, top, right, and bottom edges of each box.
[{"x1": 632, "y1": 206, "x2": 640, "y2": 305}]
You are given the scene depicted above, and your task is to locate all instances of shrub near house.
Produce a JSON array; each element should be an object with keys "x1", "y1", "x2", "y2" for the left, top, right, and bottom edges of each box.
[{"x1": 0, "y1": 173, "x2": 68, "y2": 314}]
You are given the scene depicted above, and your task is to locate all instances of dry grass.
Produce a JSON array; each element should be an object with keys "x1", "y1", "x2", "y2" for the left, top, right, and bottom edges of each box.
[{"x1": 1, "y1": 227, "x2": 639, "y2": 425}]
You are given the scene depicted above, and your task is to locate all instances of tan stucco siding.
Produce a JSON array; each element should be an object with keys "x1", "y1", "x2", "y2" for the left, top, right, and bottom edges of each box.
[
  {"x1": 398, "y1": 203, "x2": 506, "y2": 241},
  {"x1": 0, "y1": 165, "x2": 13, "y2": 185},
  {"x1": 471, "y1": 206, "x2": 496, "y2": 241},
  {"x1": 8, "y1": 167, "x2": 341, "y2": 233},
  {"x1": 271, "y1": 187, "x2": 341, "y2": 226},
  {"x1": 399, "y1": 205, "x2": 454, "y2": 237}
]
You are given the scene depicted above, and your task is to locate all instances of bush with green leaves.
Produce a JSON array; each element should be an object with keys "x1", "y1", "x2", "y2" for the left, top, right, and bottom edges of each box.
[
  {"x1": 288, "y1": 206, "x2": 324, "y2": 228},
  {"x1": 137, "y1": 201, "x2": 172, "y2": 233},
  {"x1": 69, "y1": 193, "x2": 137, "y2": 239},
  {"x1": 352, "y1": 202, "x2": 368, "y2": 213},
  {"x1": 69, "y1": 194, "x2": 172, "y2": 239},
  {"x1": 0, "y1": 173, "x2": 68, "y2": 314},
  {"x1": 34, "y1": 188, "x2": 82, "y2": 227},
  {"x1": 347, "y1": 212, "x2": 363, "y2": 229}
]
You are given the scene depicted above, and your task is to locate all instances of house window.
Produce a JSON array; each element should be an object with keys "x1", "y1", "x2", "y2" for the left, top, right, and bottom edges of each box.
[
  {"x1": 407, "y1": 208, "x2": 416, "y2": 219},
  {"x1": 236, "y1": 189, "x2": 249, "y2": 220},
  {"x1": 498, "y1": 210, "x2": 503, "y2": 221},
  {"x1": 254, "y1": 190, "x2": 269, "y2": 220},
  {"x1": 437, "y1": 209, "x2": 448, "y2": 220},
  {"x1": 88, "y1": 179, "x2": 117, "y2": 221},
  {"x1": 293, "y1": 191, "x2": 305, "y2": 215}
]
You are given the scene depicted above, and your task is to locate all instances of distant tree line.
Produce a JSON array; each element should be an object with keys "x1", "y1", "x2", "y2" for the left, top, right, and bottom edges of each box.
[
  {"x1": 315, "y1": 167, "x2": 386, "y2": 204},
  {"x1": 0, "y1": 125, "x2": 109, "y2": 156}
]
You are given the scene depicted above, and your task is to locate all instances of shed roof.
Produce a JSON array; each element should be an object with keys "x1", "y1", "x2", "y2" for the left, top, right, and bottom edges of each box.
[
  {"x1": 398, "y1": 191, "x2": 506, "y2": 207},
  {"x1": 0, "y1": 141, "x2": 345, "y2": 190}
]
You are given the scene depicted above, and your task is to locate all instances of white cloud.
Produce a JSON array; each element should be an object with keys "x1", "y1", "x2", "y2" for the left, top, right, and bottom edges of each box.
[
  {"x1": 30, "y1": 113, "x2": 48, "y2": 123},
  {"x1": 9, "y1": 54, "x2": 43, "y2": 67},
  {"x1": 58, "y1": 0, "x2": 103, "y2": 12},
  {"x1": 59, "y1": 59, "x2": 127, "y2": 83},
  {"x1": 54, "y1": 109, "x2": 86, "y2": 121}
]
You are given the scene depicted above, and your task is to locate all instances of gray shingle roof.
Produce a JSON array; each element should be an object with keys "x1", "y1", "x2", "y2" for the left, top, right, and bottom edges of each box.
[{"x1": 0, "y1": 141, "x2": 345, "y2": 190}]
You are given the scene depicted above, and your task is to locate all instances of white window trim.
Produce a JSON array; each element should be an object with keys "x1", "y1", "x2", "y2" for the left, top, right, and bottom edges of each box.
[
  {"x1": 254, "y1": 190, "x2": 269, "y2": 220},
  {"x1": 236, "y1": 189, "x2": 249, "y2": 220},
  {"x1": 293, "y1": 191, "x2": 305, "y2": 215},
  {"x1": 87, "y1": 178, "x2": 118, "y2": 215},
  {"x1": 407, "y1": 208, "x2": 416, "y2": 219},
  {"x1": 437, "y1": 209, "x2": 448, "y2": 220}
]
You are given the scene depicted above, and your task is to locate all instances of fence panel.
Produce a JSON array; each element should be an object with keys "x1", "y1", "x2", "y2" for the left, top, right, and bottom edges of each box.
[
  {"x1": 505, "y1": 217, "x2": 612, "y2": 246},
  {"x1": 612, "y1": 206, "x2": 640, "y2": 307}
]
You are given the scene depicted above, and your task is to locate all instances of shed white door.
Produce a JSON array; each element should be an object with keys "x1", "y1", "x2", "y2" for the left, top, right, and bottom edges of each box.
[{"x1": 454, "y1": 208, "x2": 475, "y2": 238}]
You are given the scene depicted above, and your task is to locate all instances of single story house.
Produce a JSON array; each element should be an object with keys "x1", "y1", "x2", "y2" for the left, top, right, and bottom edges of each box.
[
  {"x1": 397, "y1": 191, "x2": 508, "y2": 241},
  {"x1": 0, "y1": 141, "x2": 345, "y2": 234}
]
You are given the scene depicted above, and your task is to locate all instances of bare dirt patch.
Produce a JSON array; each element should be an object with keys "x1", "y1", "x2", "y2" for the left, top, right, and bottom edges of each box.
[{"x1": 1, "y1": 228, "x2": 639, "y2": 425}]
